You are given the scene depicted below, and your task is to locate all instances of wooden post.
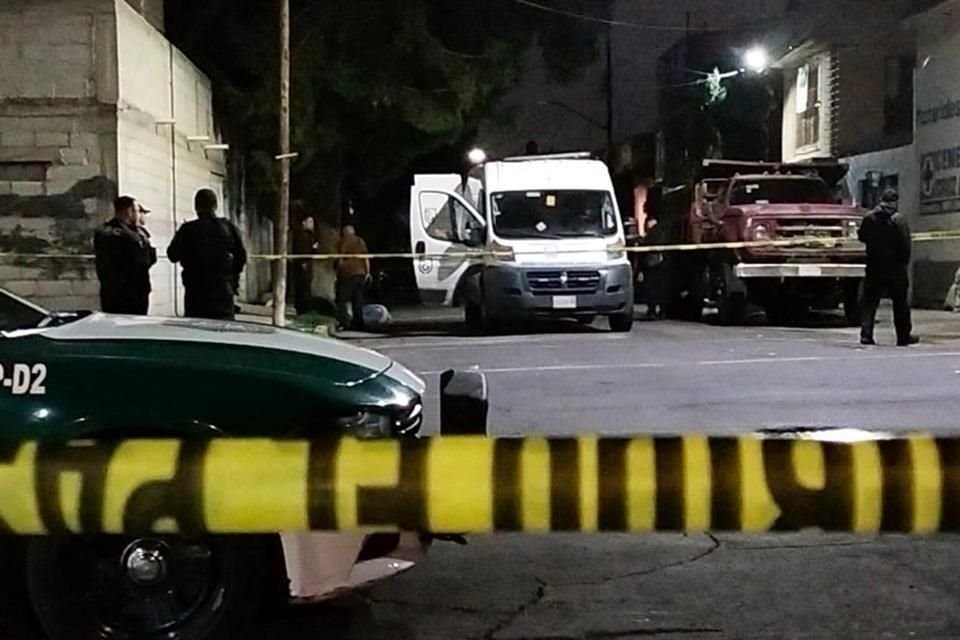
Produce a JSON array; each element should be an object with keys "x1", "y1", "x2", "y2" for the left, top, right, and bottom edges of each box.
[{"x1": 272, "y1": 0, "x2": 291, "y2": 327}]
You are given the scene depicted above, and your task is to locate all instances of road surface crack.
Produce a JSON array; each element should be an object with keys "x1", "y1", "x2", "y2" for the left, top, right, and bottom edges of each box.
[
  {"x1": 556, "y1": 533, "x2": 722, "y2": 588},
  {"x1": 479, "y1": 576, "x2": 547, "y2": 640},
  {"x1": 366, "y1": 596, "x2": 515, "y2": 616}
]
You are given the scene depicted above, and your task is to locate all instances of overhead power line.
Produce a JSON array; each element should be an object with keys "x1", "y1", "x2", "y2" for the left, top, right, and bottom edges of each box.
[
  {"x1": 509, "y1": 0, "x2": 788, "y2": 34},
  {"x1": 508, "y1": 0, "x2": 715, "y2": 32}
]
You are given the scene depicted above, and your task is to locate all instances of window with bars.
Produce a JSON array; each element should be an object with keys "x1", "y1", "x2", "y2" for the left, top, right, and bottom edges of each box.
[{"x1": 795, "y1": 62, "x2": 821, "y2": 149}]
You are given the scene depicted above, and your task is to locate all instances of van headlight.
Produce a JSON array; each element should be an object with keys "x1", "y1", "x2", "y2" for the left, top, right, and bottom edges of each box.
[
  {"x1": 607, "y1": 239, "x2": 627, "y2": 261},
  {"x1": 490, "y1": 241, "x2": 516, "y2": 262},
  {"x1": 336, "y1": 411, "x2": 394, "y2": 439}
]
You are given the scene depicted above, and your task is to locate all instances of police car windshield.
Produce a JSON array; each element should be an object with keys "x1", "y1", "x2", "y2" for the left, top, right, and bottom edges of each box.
[
  {"x1": 491, "y1": 191, "x2": 618, "y2": 239},
  {"x1": 729, "y1": 177, "x2": 834, "y2": 206},
  {"x1": 0, "y1": 289, "x2": 50, "y2": 332}
]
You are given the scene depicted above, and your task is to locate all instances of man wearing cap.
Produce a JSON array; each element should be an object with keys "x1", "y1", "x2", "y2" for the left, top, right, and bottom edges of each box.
[
  {"x1": 94, "y1": 196, "x2": 157, "y2": 315},
  {"x1": 858, "y1": 188, "x2": 918, "y2": 347}
]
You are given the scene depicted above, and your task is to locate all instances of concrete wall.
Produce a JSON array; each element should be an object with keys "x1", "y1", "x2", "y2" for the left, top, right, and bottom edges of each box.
[
  {"x1": 0, "y1": 0, "x2": 119, "y2": 310},
  {"x1": 833, "y1": 38, "x2": 915, "y2": 158},
  {"x1": 115, "y1": 0, "x2": 226, "y2": 317},
  {"x1": 913, "y1": 0, "x2": 960, "y2": 307}
]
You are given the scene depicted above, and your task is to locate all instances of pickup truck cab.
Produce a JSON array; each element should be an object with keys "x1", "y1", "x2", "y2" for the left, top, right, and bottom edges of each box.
[{"x1": 410, "y1": 153, "x2": 634, "y2": 333}]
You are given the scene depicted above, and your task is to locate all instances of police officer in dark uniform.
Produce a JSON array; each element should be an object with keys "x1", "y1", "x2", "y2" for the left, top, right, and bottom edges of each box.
[
  {"x1": 858, "y1": 188, "x2": 918, "y2": 347},
  {"x1": 94, "y1": 196, "x2": 157, "y2": 315},
  {"x1": 168, "y1": 189, "x2": 247, "y2": 320}
]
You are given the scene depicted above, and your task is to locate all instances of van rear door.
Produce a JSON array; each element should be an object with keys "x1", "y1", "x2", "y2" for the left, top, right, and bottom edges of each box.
[{"x1": 410, "y1": 175, "x2": 485, "y2": 306}]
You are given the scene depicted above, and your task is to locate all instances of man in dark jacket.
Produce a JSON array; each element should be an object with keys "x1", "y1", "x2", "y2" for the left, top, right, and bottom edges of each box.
[
  {"x1": 293, "y1": 215, "x2": 318, "y2": 313},
  {"x1": 94, "y1": 196, "x2": 157, "y2": 314},
  {"x1": 858, "y1": 188, "x2": 917, "y2": 346},
  {"x1": 642, "y1": 215, "x2": 668, "y2": 320},
  {"x1": 168, "y1": 189, "x2": 247, "y2": 320}
]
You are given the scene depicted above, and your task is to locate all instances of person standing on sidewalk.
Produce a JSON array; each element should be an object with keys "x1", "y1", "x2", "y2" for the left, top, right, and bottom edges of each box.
[
  {"x1": 293, "y1": 214, "x2": 318, "y2": 314},
  {"x1": 858, "y1": 188, "x2": 918, "y2": 347},
  {"x1": 642, "y1": 215, "x2": 668, "y2": 320},
  {"x1": 94, "y1": 196, "x2": 157, "y2": 315},
  {"x1": 335, "y1": 224, "x2": 370, "y2": 331},
  {"x1": 168, "y1": 189, "x2": 247, "y2": 321}
]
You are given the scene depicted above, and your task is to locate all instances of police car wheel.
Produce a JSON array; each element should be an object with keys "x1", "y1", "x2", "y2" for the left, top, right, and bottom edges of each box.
[{"x1": 26, "y1": 536, "x2": 270, "y2": 640}]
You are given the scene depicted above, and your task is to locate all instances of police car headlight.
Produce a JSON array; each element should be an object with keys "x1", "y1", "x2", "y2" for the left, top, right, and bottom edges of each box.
[{"x1": 336, "y1": 411, "x2": 394, "y2": 439}]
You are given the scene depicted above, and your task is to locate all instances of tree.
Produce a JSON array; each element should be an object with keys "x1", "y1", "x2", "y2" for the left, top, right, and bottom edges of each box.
[{"x1": 165, "y1": 0, "x2": 611, "y2": 223}]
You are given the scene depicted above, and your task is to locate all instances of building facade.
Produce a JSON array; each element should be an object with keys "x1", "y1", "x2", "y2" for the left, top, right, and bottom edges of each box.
[
  {"x1": 912, "y1": 0, "x2": 960, "y2": 304},
  {"x1": 0, "y1": 0, "x2": 267, "y2": 314}
]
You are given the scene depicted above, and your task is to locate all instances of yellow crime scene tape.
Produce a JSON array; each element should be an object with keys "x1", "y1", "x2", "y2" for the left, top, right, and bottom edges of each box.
[
  {"x1": 2, "y1": 229, "x2": 960, "y2": 263},
  {"x1": 0, "y1": 435, "x2": 954, "y2": 536}
]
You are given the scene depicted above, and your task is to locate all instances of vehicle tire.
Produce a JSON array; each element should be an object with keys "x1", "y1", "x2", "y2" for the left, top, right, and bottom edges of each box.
[
  {"x1": 608, "y1": 310, "x2": 635, "y2": 333},
  {"x1": 465, "y1": 301, "x2": 484, "y2": 335},
  {"x1": 26, "y1": 535, "x2": 274, "y2": 640},
  {"x1": 843, "y1": 280, "x2": 862, "y2": 328},
  {"x1": 717, "y1": 292, "x2": 748, "y2": 326}
]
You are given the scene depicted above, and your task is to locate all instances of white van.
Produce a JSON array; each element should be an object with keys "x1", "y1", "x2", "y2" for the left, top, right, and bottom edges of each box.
[{"x1": 409, "y1": 153, "x2": 634, "y2": 333}]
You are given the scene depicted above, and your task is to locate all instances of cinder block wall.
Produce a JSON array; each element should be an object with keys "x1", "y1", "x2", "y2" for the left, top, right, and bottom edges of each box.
[{"x1": 0, "y1": 0, "x2": 119, "y2": 310}]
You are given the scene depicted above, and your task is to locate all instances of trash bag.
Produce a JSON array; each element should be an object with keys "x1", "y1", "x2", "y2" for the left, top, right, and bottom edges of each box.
[{"x1": 362, "y1": 304, "x2": 392, "y2": 329}]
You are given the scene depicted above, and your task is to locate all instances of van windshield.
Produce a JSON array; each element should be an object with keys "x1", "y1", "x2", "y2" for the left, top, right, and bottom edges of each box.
[{"x1": 491, "y1": 191, "x2": 618, "y2": 239}]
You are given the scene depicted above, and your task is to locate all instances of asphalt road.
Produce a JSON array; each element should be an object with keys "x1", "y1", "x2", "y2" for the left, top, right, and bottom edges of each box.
[
  {"x1": 302, "y1": 307, "x2": 960, "y2": 640},
  {"x1": 364, "y1": 308, "x2": 960, "y2": 437}
]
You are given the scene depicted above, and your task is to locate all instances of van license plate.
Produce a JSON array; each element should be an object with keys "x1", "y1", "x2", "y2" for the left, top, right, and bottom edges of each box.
[
  {"x1": 553, "y1": 296, "x2": 577, "y2": 309},
  {"x1": 798, "y1": 265, "x2": 822, "y2": 277}
]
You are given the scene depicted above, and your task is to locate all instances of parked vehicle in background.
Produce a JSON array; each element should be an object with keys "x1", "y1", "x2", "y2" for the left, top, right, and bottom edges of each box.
[
  {"x1": 409, "y1": 153, "x2": 635, "y2": 334},
  {"x1": 655, "y1": 160, "x2": 867, "y2": 325}
]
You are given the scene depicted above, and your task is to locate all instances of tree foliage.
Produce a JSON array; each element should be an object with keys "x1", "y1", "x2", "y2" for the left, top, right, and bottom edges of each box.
[{"x1": 165, "y1": 0, "x2": 610, "y2": 220}]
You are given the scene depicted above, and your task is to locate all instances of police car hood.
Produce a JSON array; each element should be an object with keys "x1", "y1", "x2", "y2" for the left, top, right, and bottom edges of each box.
[{"x1": 26, "y1": 313, "x2": 425, "y2": 392}]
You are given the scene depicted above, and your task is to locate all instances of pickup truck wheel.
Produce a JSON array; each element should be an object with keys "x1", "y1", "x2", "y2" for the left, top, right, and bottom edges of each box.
[{"x1": 27, "y1": 536, "x2": 270, "y2": 640}]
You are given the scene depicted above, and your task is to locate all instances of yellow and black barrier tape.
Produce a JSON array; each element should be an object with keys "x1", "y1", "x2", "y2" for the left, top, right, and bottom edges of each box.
[
  {"x1": 0, "y1": 434, "x2": 957, "y2": 536},
  {"x1": 3, "y1": 229, "x2": 960, "y2": 263}
]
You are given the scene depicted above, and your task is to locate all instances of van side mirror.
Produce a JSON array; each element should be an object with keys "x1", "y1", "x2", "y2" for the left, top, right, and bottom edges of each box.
[
  {"x1": 460, "y1": 225, "x2": 484, "y2": 247},
  {"x1": 623, "y1": 218, "x2": 640, "y2": 245}
]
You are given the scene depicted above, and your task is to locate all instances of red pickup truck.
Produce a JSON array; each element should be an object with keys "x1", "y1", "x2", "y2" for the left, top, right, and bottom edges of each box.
[{"x1": 656, "y1": 160, "x2": 867, "y2": 325}]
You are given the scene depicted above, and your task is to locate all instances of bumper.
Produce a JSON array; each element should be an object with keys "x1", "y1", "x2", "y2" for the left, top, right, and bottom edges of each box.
[
  {"x1": 281, "y1": 531, "x2": 428, "y2": 602},
  {"x1": 484, "y1": 263, "x2": 633, "y2": 317},
  {"x1": 734, "y1": 263, "x2": 866, "y2": 279}
]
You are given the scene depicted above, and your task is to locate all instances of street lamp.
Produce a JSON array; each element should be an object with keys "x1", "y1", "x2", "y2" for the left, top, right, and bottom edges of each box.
[
  {"x1": 743, "y1": 46, "x2": 769, "y2": 74},
  {"x1": 467, "y1": 147, "x2": 487, "y2": 165}
]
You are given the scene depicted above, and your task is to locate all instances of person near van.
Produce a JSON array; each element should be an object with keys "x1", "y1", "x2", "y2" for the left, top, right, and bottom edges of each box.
[
  {"x1": 293, "y1": 214, "x2": 318, "y2": 313},
  {"x1": 858, "y1": 188, "x2": 917, "y2": 347},
  {"x1": 167, "y1": 189, "x2": 247, "y2": 321},
  {"x1": 642, "y1": 216, "x2": 667, "y2": 320},
  {"x1": 94, "y1": 196, "x2": 157, "y2": 315},
  {"x1": 335, "y1": 224, "x2": 370, "y2": 331}
]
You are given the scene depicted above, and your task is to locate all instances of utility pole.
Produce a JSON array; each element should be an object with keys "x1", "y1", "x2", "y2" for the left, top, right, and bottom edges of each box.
[
  {"x1": 272, "y1": 0, "x2": 291, "y2": 327},
  {"x1": 606, "y1": 25, "x2": 615, "y2": 157}
]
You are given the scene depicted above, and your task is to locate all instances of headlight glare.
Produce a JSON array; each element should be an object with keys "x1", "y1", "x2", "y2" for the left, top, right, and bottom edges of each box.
[{"x1": 336, "y1": 411, "x2": 394, "y2": 439}]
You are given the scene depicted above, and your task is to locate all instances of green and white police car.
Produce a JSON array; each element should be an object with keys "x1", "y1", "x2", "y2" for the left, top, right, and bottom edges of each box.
[{"x1": 0, "y1": 288, "x2": 486, "y2": 640}]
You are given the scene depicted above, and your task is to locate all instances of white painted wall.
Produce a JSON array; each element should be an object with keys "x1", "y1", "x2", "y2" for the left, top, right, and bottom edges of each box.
[{"x1": 115, "y1": 0, "x2": 226, "y2": 317}]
